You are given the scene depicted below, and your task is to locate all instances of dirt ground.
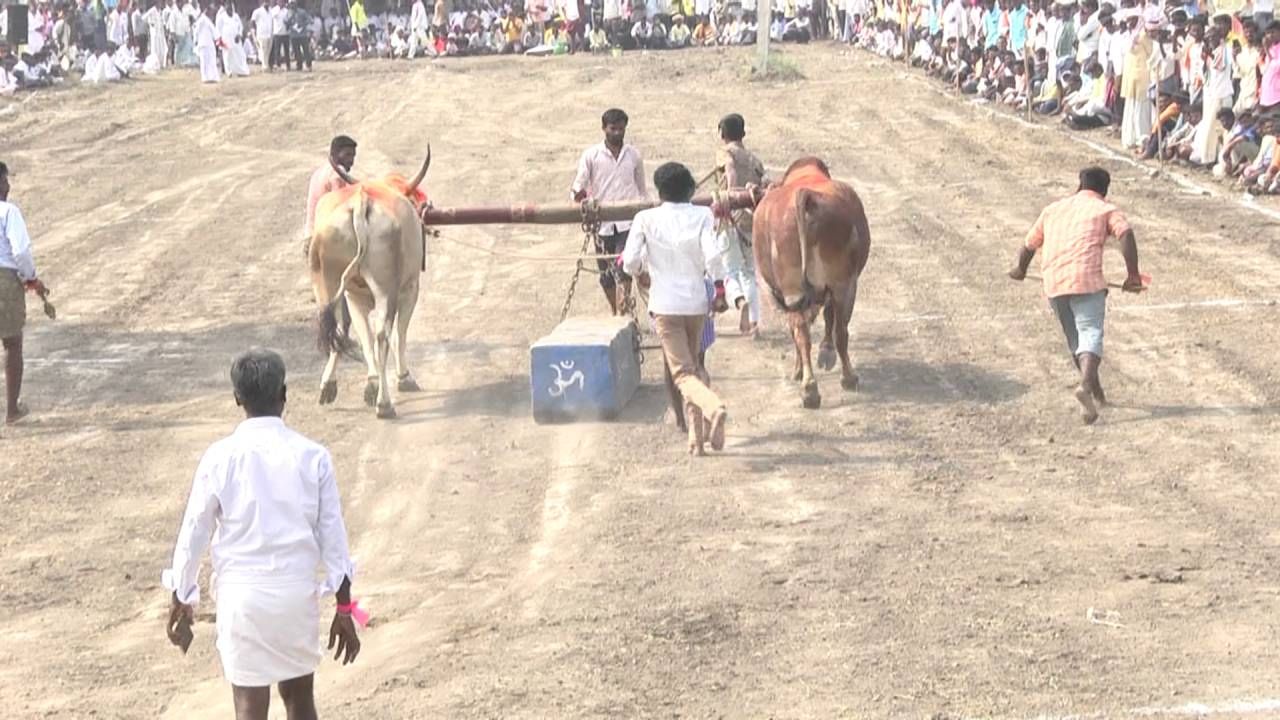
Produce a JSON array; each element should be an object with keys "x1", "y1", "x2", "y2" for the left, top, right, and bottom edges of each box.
[{"x1": 2, "y1": 44, "x2": 1280, "y2": 720}]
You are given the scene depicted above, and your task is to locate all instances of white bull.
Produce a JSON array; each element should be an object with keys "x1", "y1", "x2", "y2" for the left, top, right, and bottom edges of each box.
[{"x1": 310, "y1": 151, "x2": 430, "y2": 419}]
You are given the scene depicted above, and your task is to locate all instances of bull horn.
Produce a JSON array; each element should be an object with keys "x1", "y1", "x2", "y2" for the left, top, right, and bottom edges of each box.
[
  {"x1": 407, "y1": 144, "x2": 431, "y2": 194},
  {"x1": 330, "y1": 160, "x2": 358, "y2": 186}
]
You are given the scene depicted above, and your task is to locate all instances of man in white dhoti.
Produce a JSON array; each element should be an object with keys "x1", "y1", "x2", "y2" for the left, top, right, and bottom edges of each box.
[
  {"x1": 143, "y1": 0, "x2": 169, "y2": 72},
  {"x1": 194, "y1": 4, "x2": 221, "y2": 82},
  {"x1": 409, "y1": 0, "x2": 429, "y2": 56},
  {"x1": 163, "y1": 349, "x2": 361, "y2": 720},
  {"x1": 218, "y1": 2, "x2": 251, "y2": 75}
]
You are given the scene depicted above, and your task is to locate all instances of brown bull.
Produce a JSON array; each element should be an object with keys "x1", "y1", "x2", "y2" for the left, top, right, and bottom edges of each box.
[
  {"x1": 753, "y1": 157, "x2": 870, "y2": 409},
  {"x1": 311, "y1": 150, "x2": 430, "y2": 419}
]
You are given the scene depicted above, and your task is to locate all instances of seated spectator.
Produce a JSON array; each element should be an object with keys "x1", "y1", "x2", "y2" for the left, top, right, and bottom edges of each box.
[
  {"x1": 782, "y1": 10, "x2": 811, "y2": 42},
  {"x1": 1137, "y1": 94, "x2": 1186, "y2": 159},
  {"x1": 1034, "y1": 71, "x2": 1075, "y2": 115},
  {"x1": 668, "y1": 14, "x2": 691, "y2": 46},
  {"x1": 1064, "y1": 62, "x2": 1111, "y2": 129},
  {"x1": 1215, "y1": 110, "x2": 1261, "y2": 177},
  {"x1": 692, "y1": 15, "x2": 715, "y2": 45},
  {"x1": 1240, "y1": 118, "x2": 1278, "y2": 192},
  {"x1": 1164, "y1": 103, "x2": 1204, "y2": 161},
  {"x1": 0, "y1": 56, "x2": 17, "y2": 95},
  {"x1": 589, "y1": 23, "x2": 610, "y2": 50},
  {"x1": 631, "y1": 14, "x2": 660, "y2": 48}
]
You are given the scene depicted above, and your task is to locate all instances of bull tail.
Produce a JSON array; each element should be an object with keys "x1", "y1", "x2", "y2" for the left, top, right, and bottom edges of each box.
[
  {"x1": 779, "y1": 188, "x2": 818, "y2": 313},
  {"x1": 317, "y1": 190, "x2": 370, "y2": 360}
]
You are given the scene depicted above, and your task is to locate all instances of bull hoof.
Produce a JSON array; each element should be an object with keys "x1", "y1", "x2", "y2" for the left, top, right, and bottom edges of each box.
[
  {"x1": 318, "y1": 381, "x2": 338, "y2": 405},
  {"x1": 363, "y1": 381, "x2": 379, "y2": 407},
  {"x1": 817, "y1": 345, "x2": 837, "y2": 371},
  {"x1": 397, "y1": 374, "x2": 421, "y2": 392},
  {"x1": 842, "y1": 374, "x2": 860, "y2": 392},
  {"x1": 801, "y1": 385, "x2": 822, "y2": 410},
  {"x1": 376, "y1": 404, "x2": 397, "y2": 420}
]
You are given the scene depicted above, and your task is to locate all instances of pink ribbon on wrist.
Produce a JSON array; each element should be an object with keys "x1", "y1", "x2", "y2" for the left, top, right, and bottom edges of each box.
[{"x1": 336, "y1": 599, "x2": 370, "y2": 628}]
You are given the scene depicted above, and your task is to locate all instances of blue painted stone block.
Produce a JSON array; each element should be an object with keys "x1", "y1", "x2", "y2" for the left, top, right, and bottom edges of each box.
[{"x1": 530, "y1": 316, "x2": 641, "y2": 423}]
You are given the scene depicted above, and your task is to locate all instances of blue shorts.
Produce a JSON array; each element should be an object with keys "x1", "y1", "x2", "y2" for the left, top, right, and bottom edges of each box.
[{"x1": 1049, "y1": 290, "x2": 1106, "y2": 359}]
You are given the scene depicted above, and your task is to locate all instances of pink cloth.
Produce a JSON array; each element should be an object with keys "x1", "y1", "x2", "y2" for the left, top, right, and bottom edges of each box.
[
  {"x1": 305, "y1": 164, "x2": 350, "y2": 237},
  {"x1": 1262, "y1": 46, "x2": 1280, "y2": 109}
]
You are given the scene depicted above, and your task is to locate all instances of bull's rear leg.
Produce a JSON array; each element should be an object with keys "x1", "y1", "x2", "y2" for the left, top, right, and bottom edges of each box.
[
  {"x1": 817, "y1": 301, "x2": 837, "y2": 371},
  {"x1": 319, "y1": 351, "x2": 340, "y2": 404},
  {"x1": 346, "y1": 291, "x2": 380, "y2": 407},
  {"x1": 789, "y1": 311, "x2": 821, "y2": 409},
  {"x1": 835, "y1": 283, "x2": 859, "y2": 392},
  {"x1": 393, "y1": 277, "x2": 421, "y2": 392},
  {"x1": 368, "y1": 290, "x2": 397, "y2": 419}
]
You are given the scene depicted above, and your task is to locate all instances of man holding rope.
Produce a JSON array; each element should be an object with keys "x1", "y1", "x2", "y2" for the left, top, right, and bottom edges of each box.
[
  {"x1": 0, "y1": 161, "x2": 46, "y2": 425},
  {"x1": 1008, "y1": 166, "x2": 1144, "y2": 425},
  {"x1": 571, "y1": 108, "x2": 648, "y2": 315}
]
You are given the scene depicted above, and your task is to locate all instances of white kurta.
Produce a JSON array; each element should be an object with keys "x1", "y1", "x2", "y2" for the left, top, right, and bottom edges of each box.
[
  {"x1": 162, "y1": 416, "x2": 355, "y2": 687},
  {"x1": 194, "y1": 14, "x2": 221, "y2": 82},
  {"x1": 218, "y1": 12, "x2": 251, "y2": 75},
  {"x1": 144, "y1": 7, "x2": 170, "y2": 72}
]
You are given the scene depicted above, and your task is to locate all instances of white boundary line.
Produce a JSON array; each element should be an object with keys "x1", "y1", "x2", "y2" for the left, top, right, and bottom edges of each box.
[{"x1": 980, "y1": 697, "x2": 1280, "y2": 720}]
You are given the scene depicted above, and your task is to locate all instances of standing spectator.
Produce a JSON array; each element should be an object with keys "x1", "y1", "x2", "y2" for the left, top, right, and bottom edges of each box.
[
  {"x1": 1260, "y1": 20, "x2": 1280, "y2": 112},
  {"x1": 161, "y1": 348, "x2": 361, "y2": 720},
  {"x1": 0, "y1": 162, "x2": 45, "y2": 426},
  {"x1": 251, "y1": 0, "x2": 274, "y2": 67},
  {"x1": 1119, "y1": 13, "x2": 1152, "y2": 149},
  {"x1": 194, "y1": 2, "x2": 220, "y2": 82},
  {"x1": 287, "y1": 0, "x2": 313, "y2": 70},
  {"x1": 220, "y1": 1, "x2": 251, "y2": 75},
  {"x1": 1190, "y1": 27, "x2": 1234, "y2": 164},
  {"x1": 1234, "y1": 21, "x2": 1262, "y2": 114},
  {"x1": 1008, "y1": 167, "x2": 1144, "y2": 425},
  {"x1": 142, "y1": 0, "x2": 169, "y2": 71},
  {"x1": 270, "y1": 0, "x2": 291, "y2": 69},
  {"x1": 349, "y1": 0, "x2": 369, "y2": 55}
]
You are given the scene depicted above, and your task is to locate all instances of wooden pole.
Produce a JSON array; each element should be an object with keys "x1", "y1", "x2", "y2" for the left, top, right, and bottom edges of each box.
[
  {"x1": 421, "y1": 190, "x2": 758, "y2": 226},
  {"x1": 756, "y1": 0, "x2": 770, "y2": 73},
  {"x1": 1024, "y1": 42, "x2": 1033, "y2": 121}
]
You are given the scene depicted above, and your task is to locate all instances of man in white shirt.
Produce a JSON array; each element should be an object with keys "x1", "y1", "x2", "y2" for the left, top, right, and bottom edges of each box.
[
  {"x1": 270, "y1": 0, "x2": 291, "y2": 69},
  {"x1": 163, "y1": 348, "x2": 361, "y2": 720},
  {"x1": 622, "y1": 162, "x2": 728, "y2": 455},
  {"x1": 571, "y1": 108, "x2": 648, "y2": 315},
  {"x1": 194, "y1": 4, "x2": 221, "y2": 82},
  {"x1": 250, "y1": 0, "x2": 274, "y2": 67},
  {"x1": 0, "y1": 162, "x2": 45, "y2": 425}
]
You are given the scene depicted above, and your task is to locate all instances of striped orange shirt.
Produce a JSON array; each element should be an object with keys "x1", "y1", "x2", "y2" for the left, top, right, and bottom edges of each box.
[{"x1": 1025, "y1": 190, "x2": 1132, "y2": 299}]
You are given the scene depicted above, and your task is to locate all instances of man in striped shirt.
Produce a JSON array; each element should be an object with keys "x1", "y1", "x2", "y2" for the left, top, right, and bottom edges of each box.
[{"x1": 1009, "y1": 167, "x2": 1144, "y2": 424}]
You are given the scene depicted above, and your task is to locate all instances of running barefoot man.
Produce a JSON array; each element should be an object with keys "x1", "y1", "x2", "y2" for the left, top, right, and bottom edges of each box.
[
  {"x1": 571, "y1": 108, "x2": 648, "y2": 315},
  {"x1": 1009, "y1": 166, "x2": 1145, "y2": 424},
  {"x1": 163, "y1": 349, "x2": 361, "y2": 720},
  {"x1": 623, "y1": 162, "x2": 729, "y2": 455},
  {"x1": 0, "y1": 161, "x2": 47, "y2": 425}
]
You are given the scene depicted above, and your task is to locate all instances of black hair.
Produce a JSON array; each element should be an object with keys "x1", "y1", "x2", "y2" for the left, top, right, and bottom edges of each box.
[
  {"x1": 719, "y1": 113, "x2": 746, "y2": 141},
  {"x1": 601, "y1": 108, "x2": 629, "y2": 127},
  {"x1": 1078, "y1": 167, "x2": 1111, "y2": 196},
  {"x1": 330, "y1": 135, "x2": 357, "y2": 155},
  {"x1": 653, "y1": 162, "x2": 696, "y2": 203},
  {"x1": 231, "y1": 348, "x2": 287, "y2": 416},
  {"x1": 0, "y1": 161, "x2": 7, "y2": 177},
  {"x1": 1217, "y1": 108, "x2": 1236, "y2": 126}
]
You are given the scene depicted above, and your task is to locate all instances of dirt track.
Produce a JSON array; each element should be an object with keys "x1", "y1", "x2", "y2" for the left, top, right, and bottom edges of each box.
[{"x1": 3, "y1": 45, "x2": 1280, "y2": 719}]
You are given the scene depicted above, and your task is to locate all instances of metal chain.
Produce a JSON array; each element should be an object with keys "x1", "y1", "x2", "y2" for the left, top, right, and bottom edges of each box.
[{"x1": 559, "y1": 199, "x2": 602, "y2": 323}]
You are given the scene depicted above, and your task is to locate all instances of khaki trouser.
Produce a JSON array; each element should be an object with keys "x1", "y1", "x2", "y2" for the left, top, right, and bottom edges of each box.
[{"x1": 653, "y1": 314, "x2": 723, "y2": 416}]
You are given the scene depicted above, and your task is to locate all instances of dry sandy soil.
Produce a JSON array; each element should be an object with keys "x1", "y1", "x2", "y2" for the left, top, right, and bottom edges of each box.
[{"x1": 2, "y1": 44, "x2": 1280, "y2": 720}]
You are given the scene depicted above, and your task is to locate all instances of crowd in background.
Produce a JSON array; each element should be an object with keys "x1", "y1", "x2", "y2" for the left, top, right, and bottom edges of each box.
[
  {"x1": 1, "y1": 0, "x2": 1277, "y2": 193},
  {"x1": 851, "y1": 0, "x2": 1279, "y2": 192}
]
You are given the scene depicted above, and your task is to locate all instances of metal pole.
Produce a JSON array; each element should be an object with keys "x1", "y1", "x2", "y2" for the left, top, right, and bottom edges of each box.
[{"x1": 421, "y1": 190, "x2": 758, "y2": 226}]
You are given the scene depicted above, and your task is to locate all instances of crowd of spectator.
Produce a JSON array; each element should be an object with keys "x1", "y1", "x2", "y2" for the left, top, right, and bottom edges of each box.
[
  {"x1": 2, "y1": 0, "x2": 1276, "y2": 193},
  {"x1": 851, "y1": 0, "x2": 1279, "y2": 193}
]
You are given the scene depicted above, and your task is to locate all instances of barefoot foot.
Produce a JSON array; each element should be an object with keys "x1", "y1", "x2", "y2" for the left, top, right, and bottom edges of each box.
[{"x1": 1075, "y1": 386, "x2": 1099, "y2": 425}]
